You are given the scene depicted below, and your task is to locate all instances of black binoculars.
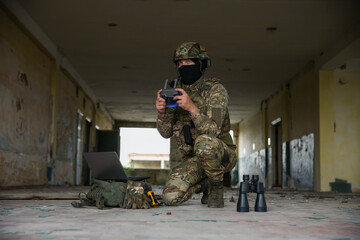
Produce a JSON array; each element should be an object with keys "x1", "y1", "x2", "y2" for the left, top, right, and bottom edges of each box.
[{"x1": 237, "y1": 174, "x2": 267, "y2": 212}]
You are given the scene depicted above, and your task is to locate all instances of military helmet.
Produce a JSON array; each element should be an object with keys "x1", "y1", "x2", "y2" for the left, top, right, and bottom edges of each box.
[{"x1": 173, "y1": 42, "x2": 211, "y2": 68}]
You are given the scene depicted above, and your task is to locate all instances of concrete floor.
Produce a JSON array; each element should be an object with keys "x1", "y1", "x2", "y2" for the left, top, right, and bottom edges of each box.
[{"x1": 0, "y1": 186, "x2": 359, "y2": 240}]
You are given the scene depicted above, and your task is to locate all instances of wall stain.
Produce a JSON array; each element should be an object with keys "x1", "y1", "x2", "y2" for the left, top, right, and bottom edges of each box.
[
  {"x1": 38, "y1": 132, "x2": 45, "y2": 144},
  {"x1": 17, "y1": 72, "x2": 29, "y2": 87},
  {"x1": 14, "y1": 97, "x2": 24, "y2": 112},
  {"x1": 0, "y1": 137, "x2": 10, "y2": 151},
  {"x1": 15, "y1": 117, "x2": 26, "y2": 136}
]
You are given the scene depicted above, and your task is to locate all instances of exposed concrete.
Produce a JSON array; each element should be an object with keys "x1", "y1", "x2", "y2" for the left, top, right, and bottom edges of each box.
[{"x1": 0, "y1": 187, "x2": 359, "y2": 239}]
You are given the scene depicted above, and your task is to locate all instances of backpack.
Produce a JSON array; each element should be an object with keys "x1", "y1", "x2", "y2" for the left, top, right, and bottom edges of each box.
[{"x1": 71, "y1": 179, "x2": 152, "y2": 209}]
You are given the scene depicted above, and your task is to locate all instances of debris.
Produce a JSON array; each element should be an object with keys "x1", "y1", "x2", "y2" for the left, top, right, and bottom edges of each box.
[
  {"x1": 330, "y1": 178, "x2": 352, "y2": 193},
  {"x1": 185, "y1": 219, "x2": 216, "y2": 222},
  {"x1": 33, "y1": 208, "x2": 55, "y2": 212},
  {"x1": 35, "y1": 231, "x2": 52, "y2": 235},
  {"x1": 0, "y1": 231, "x2": 25, "y2": 235},
  {"x1": 53, "y1": 229, "x2": 82, "y2": 232},
  {"x1": 304, "y1": 216, "x2": 328, "y2": 220},
  {"x1": 230, "y1": 196, "x2": 235, "y2": 202},
  {"x1": 184, "y1": 219, "x2": 240, "y2": 223},
  {"x1": 0, "y1": 208, "x2": 13, "y2": 216},
  {"x1": 38, "y1": 215, "x2": 55, "y2": 218},
  {"x1": 320, "y1": 196, "x2": 335, "y2": 199},
  {"x1": 166, "y1": 212, "x2": 171, "y2": 215}
]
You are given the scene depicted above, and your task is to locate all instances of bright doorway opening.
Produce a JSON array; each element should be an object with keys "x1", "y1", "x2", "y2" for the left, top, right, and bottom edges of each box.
[{"x1": 119, "y1": 128, "x2": 170, "y2": 169}]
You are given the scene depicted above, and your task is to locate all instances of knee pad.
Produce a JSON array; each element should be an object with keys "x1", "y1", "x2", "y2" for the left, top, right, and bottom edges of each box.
[{"x1": 162, "y1": 191, "x2": 183, "y2": 206}]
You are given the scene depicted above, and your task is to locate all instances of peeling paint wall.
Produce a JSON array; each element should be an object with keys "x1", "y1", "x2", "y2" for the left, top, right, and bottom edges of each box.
[
  {"x1": 288, "y1": 133, "x2": 314, "y2": 190},
  {"x1": 237, "y1": 65, "x2": 318, "y2": 190},
  {"x1": 0, "y1": 5, "x2": 114, "y2": 186},
  {"x1": 0, "y1": 7, "x2": 52, "y2": 186},
  {"x1": 238, "y1": 149, "x2": 266, "y2": 185},
  {"x1": 52, "y1": 70, "x2": 78, "y2": 185}
]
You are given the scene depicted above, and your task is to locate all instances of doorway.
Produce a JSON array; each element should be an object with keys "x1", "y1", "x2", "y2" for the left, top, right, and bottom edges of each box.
[
  {"x1": 272, "y1": 121, "x2": 283, "y2": 188},
  {"x1": 81, "y1": 119, "x2": 92, "y2": 185},
  {"x1": 75, "y1": 112, "x2": 92, "y2": 185}
]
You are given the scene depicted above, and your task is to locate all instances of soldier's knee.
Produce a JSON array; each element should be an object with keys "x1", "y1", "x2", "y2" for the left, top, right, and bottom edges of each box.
[
  {"x1": 195, "y1": 134, "x2": 212, "y2": 144},
  {"x1": 194, "y1": 134, "x2": 220, "y2": 158}
]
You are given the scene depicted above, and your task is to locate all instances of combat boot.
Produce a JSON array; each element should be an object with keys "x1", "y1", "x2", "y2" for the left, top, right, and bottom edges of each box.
[
  {"x1": 201, "y1": 189, "x2": 209, "y2": 204},
  {"x1": 196, "y1": 178, "x2": 209, "y2": 204},
  {"x1": 207, "y1": 180, "x2": 224, "y2": 208}
]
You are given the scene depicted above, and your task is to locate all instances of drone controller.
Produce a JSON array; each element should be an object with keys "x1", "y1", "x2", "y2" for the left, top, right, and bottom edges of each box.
[{"x1": 160, "y1": 79, "x2": 181, "y2": 107}]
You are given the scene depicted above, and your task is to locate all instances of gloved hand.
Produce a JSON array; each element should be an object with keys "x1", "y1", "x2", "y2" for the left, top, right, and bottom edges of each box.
[{"x1": 123, "y1": 181, "x2": 151, "y2": 209}]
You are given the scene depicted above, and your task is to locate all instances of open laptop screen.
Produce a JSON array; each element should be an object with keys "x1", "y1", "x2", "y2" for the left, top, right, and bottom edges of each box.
[{"x1": 83, "y1": 152, "x2": 128, "y2": 181}]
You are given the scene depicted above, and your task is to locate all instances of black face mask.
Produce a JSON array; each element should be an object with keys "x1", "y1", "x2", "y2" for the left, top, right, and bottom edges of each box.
[{"x1": 179, "y1": 60, "x2": 202, "y2": 85}]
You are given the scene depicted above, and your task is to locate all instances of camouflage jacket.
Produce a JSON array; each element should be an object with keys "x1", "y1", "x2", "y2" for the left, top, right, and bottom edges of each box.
[{"x1": 157, "y1": 77, "x2": 235, "y2": 158}]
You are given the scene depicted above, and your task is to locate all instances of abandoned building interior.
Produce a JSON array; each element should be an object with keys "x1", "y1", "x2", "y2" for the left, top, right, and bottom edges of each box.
[{"x1": 0, "y1": 0, "x2": 359, "y2": 239}]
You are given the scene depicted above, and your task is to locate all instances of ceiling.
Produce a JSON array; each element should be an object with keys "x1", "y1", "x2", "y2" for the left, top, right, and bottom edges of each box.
[{"x1": 17, "y1": 0, "x2": 360, "y2": 123}]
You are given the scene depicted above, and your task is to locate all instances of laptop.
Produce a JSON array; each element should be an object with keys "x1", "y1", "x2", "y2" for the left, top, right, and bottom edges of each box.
[{"x1": 83, "y1": 152, "x2": 150, "y2": 182}]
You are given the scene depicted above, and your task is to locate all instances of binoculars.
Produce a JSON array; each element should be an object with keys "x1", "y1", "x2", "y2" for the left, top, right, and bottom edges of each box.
[{"x1": 237, "y1": 174, "x2": 267, "y2": 212}]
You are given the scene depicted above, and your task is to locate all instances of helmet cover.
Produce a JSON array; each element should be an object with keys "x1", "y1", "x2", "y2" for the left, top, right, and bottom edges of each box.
[{"x1": 173, "y1": 42, "x2": 210, "y2": 63}]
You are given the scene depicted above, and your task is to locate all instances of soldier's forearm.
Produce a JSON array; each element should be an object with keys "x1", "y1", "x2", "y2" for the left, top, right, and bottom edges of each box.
[
  {"x1": 189, "y1": 105, "x2": 199, "y2": 116},
  {"x1": 191, "y1": 112, "x2": 221, "y2": 137},
  {"x1": 157, "y1": 115, "x2": 174, "y2": 138}
]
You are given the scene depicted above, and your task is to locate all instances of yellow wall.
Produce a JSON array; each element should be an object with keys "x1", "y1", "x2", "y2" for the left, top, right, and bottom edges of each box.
[
  {"x1": 289, "y1": 68, "x2": 318, "y2": 140},
  {"x1": 266, "y1": 89, "x2": 289, "y2": 143},
  {"x1": 96, "y1": 109, "x2": 114, "y2": 130},
  {"x1": 319, "y1": 69, "x2": 360, "y2": 192}
]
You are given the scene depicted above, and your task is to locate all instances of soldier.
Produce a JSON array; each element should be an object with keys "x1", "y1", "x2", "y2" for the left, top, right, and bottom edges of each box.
[{"x1": 155, "y1": 42, "x2": 237, "y2": 208}]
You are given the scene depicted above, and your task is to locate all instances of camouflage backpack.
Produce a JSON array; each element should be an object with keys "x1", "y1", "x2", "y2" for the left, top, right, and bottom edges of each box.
[{"x1": 71, "y1": 179, "x2": 152, "y2": 209}]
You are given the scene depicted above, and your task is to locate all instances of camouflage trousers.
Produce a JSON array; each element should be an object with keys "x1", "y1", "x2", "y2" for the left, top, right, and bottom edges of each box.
[{"x1": 162, "y1": 134, "x2": 237, "y2": 206}]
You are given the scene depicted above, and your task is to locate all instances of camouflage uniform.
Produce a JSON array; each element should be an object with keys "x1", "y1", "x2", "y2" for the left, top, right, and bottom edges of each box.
[{"x1": 158, "y1": 76, "x2": 237, "y2": 206}]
